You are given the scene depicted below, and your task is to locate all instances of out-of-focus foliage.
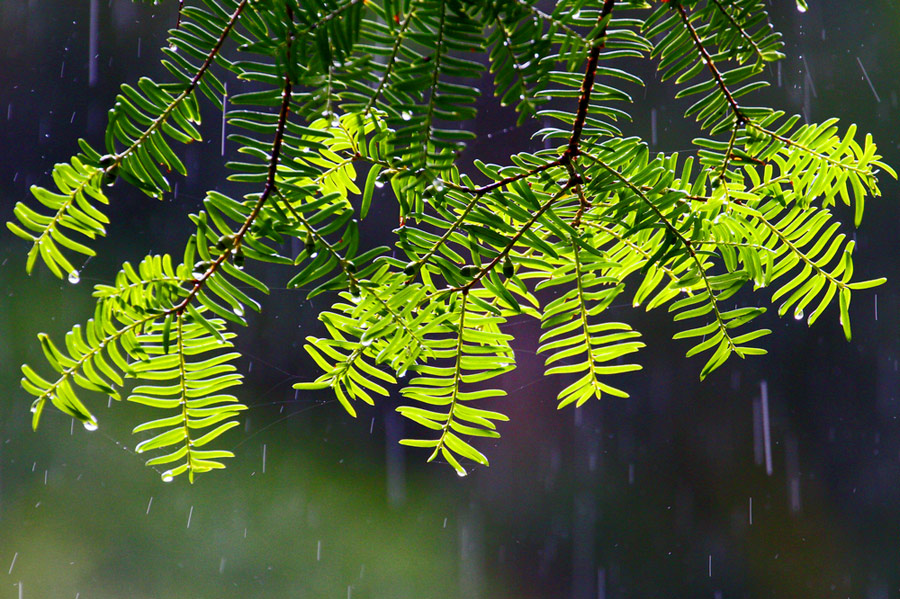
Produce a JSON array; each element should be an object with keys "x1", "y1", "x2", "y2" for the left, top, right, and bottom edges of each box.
[{"x1": 8, "y1": 0, "x2": 894, "y2": 481}]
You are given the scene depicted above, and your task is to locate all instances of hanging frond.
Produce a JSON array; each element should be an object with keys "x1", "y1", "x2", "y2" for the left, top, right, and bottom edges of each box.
[
  {"x1": 131, "y1": 314, "x2": 246, "y2": 482},
  {"x1": 397, "y1": 291, "x2": 514, "y2": 477},
  {"x1": 536, "y1": 240, "x2": 644, "y2": 408}
]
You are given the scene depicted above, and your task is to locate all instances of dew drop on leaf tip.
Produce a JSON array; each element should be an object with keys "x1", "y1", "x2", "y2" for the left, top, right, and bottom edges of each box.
[
  {"x1": 82, "y1": 419, "x2": 98, "y2": 432},
  {"x1": 793, "y1": 309, "x2": 804, "y2": 321},
  {"x1": 161, "y1": 472, "x2": 175, "y2": 483},
  {"x1": 400, "y1": 111, "x2": 412, "y2": 121},
  {"x1": 67, "y1": 270, "x2": 80, "y2": 284}
]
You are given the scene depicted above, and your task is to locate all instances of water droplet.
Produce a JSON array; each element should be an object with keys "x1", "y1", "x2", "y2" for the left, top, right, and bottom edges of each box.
[
  {"x1": 67, "y1": 271, "x2": 80, "y2": 284},
  {"x1": 161, "y1": 472, "x2": 175, "y2": 483},
  {"x1": 456, "y1": 468, "x2": 468, "y2": 477},
  {"x1": 82, "y1": 419, "x2": 98, "y2": 432},
  {"x1": 432, "y1": 179, "x2": 444, "y2": 192},
  {"x1": 360, "y1": 338, "x2": 373, "y2": 347},
  {"x1": 374, "y1": 179, "x2": 385, "y2": 189},
  {"x1": 233, "y1": 305, "x2": 245, "y2": 317},
  {"x1": 797, "y1": 3, "x2": 807, "y2": 13},
  {"x1": 400, "y1": 111, "x2": 412, "y2": 121},
  {"x1": 793, "y1": 309, "x2": 804, "y2": 321},
  {"x1": 331, "y1": 116, "x2": 341, "y2": 128}
]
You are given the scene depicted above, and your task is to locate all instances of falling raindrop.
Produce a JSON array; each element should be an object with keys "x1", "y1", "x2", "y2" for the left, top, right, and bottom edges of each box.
[
  {"x1": 88, "y1": 0, "x2": 99, "y2": 87},
  {"x1": 68, "y1": 270, "x2": 81, "y2": 284},
  {"x1": 760, "y1": 380, "x2": 773, "y2": 476},
  {"x1": 221, "y1": 83, "x2": 227, "y2": 156}
]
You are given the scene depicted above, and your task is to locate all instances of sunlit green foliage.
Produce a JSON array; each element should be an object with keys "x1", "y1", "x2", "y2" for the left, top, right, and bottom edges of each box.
[{"x1": 9, "y1": 0, "x2": 894, "y2": 481}]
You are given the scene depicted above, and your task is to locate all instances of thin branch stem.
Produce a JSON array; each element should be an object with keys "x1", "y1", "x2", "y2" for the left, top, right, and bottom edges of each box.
[
  {"x1": 445, "y1": 159, "x2": 563, "y2": 197},
  {"x1": 675, "y1": 3, "x2": 745, "y2": 122},
  {"x1": 456, "y1": 184, "x2": 575, "y2": 293},
  {"x1": 169, "y1": 54, "x2": 294, "y2": 316},
  {"x1": 565, "y1": 0, "x2": 617, "y2": 160},
  {"x1": 363, "y1": 4, "x2": 419, "y2": 117},
  {"x1": 113, "y1": 0, "x2": 250, "y2": 173},
  {"x1": 709, "y1": 0, "x2": 764, "y2": 61}
]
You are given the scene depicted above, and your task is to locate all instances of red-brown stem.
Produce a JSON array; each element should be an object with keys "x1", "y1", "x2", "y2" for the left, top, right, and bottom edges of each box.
[
  {"x1": 169, "y1": 30, "x2": 294, "y2": 316},
  {"x1": 565, "y1": 0, "x2": 617, "y2": 160},
  {"x1": 450, "y1": 159, "x2": 563, "y2": 196},
  {"x1": 675, "y1": 3, "x2": 744, "y2": 122}
]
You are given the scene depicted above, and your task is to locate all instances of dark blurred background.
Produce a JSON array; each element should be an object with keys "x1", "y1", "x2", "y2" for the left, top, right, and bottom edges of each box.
[{"x1": 1, "y1": 1, "x2": 899, "y2": 597}]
